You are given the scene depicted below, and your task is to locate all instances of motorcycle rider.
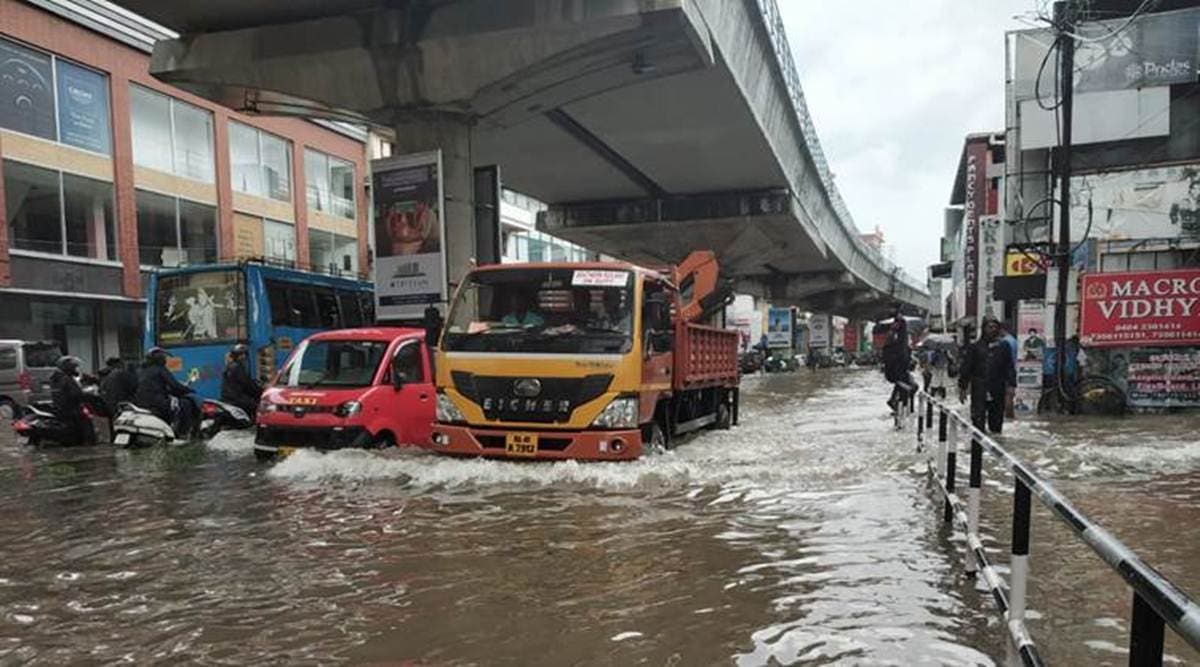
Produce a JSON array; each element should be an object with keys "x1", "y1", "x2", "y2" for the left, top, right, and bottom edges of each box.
[
  {"x1": 882, "y1": 306, "x2": 912, "y2": 411},
  {"x1": 221, "y1": 343, "x2": 262, "y2": 417},
  {"x1": 135, "y1": 347, "x2": 198, "y2": 438},
  {"x1": 99, "y1": 358, "x2": 137, "y2": 417},
  {"x1": 49, "y1": 356, "x2": 95, "y2": 446}
]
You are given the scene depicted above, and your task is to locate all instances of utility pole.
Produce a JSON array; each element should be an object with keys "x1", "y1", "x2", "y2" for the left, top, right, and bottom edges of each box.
[{"x1": 1053, "y1": 0, "x2": 1076, "y2": 413}]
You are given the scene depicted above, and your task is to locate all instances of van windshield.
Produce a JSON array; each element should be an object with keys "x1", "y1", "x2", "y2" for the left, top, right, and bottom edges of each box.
[{"x1": 280, "y1": 340, "x2": 387, "y2": 388}]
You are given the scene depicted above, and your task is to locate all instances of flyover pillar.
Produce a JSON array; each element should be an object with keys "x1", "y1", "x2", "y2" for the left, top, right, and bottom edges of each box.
[{"x1": 391, "y1": 115, "x2": 476, "y2": 295}]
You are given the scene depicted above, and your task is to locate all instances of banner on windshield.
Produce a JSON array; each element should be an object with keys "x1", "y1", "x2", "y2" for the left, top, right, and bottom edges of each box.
[{"x1": 371, "y1": 151, "x2": 447, "y2": 321}]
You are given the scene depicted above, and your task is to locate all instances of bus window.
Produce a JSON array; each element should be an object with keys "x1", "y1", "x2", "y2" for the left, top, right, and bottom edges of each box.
[
  {"x1": 360, "y1": 292, "x2": 376, "y2": 325},
  {"x1": 267, "y1": 280, "x2": 290, "y2": 326},
  {"x1": 338, "y1": 291, "x2": 364, "y2": 327},
  {"x1": 314, "y1": 288, "x2": 341, "y2": 329},
  {"x1": 157, "y1": 270, "x2": 245, "y2": 345},
  {"x1": 286, "y1": 287, "x2": 320, "y2": 328}
]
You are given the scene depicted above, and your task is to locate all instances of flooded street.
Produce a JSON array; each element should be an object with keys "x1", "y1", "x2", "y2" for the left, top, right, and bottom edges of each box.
[{"x1": 1, "y1": 370, "x2": 1197, "y2": 665}]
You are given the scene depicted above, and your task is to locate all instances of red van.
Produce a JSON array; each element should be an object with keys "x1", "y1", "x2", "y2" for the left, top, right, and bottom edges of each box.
[{"x1": 253, "y1": 327, "x2": 435, "y2": 461}]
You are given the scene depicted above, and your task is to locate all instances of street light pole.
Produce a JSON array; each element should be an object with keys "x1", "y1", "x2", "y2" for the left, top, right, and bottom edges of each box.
[{"x1": 1053, "y1": 0, "x2": 1076, "y2": 413}]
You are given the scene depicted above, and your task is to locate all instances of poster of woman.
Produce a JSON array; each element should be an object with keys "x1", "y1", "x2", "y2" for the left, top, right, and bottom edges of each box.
[{"x1": 371, "y1": 151, "x2": 448, "y2": 320}]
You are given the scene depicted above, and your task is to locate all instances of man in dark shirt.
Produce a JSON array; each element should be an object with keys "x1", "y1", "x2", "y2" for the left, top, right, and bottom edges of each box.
[
  {"x1": 135, "y1": 347, "x2": 198, "y2": 438},
  {"x1": 50, "y1": 356, "x2": 95, "y2": 446},
  {"x1": 99, "y1": 359, "x2": 137, "y2": 416},
  {"x1": 221, "y1": 343, "x2": 262, "y2": 417},
  {"x1": 882, "y1": 307, "x2": 912, "y2": 410},
  {"x1": 957, "y1": 317, "x2": 1017, "y2": 434}
]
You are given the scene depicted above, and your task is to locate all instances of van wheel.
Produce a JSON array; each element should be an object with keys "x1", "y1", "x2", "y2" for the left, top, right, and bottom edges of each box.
[
  {"x1": 642, "y1": 421, "x2": 668, "y2": 455},
  {"x1": 0, "y1": 399, "x2": 15, "y2": 421},
  {"x1": 370, "y1": 433, "x2": 396, "y2": 449}
]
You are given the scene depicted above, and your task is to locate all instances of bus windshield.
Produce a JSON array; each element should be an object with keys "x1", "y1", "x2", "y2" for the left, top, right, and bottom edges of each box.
[
  {"x1": 280, "y1": 339, "x2": 387, "y2": 388},
  {"x1": 157, "y1": 270, "x2": 246, "y2": 346},
  {"x1": 442, "y1": 268, "x2": 633, "y2": 354}
]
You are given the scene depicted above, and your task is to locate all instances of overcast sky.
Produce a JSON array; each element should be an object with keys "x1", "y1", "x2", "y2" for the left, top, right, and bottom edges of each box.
[{"x1": 779, "y1": 1, "x2": 1033, "y2": 280}]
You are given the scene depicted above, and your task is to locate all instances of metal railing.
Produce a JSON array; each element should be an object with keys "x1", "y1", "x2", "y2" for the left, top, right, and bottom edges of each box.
[
  {"x1": 912, "y1": 390, "x2": 1200, "y2": 665},
  {"x1": 751, "y1": 0, "x2": 926, "y2": 297}
]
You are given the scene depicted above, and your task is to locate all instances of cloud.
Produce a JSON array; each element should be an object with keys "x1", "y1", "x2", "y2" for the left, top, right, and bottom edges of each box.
[{"x1": 779, "y1": 0, "x2": 1030, "y2": 278}]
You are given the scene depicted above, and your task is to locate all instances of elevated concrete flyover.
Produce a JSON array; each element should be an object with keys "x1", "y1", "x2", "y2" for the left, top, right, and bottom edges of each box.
[{"x1": 110, "y1": 0, "x2": 928, "y2": 319}]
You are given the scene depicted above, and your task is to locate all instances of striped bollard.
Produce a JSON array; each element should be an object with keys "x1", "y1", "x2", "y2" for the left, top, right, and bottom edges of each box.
[
  {"x1": 917, "y1": 394, "x2": 925, "y2": 442},
  {"x1": 1011, "y1": 478, "x2": 1032, "y2": 625},
  {"x1": 966, "y1": 433, "x2": 983, "y2": 576},
  {"x1": 936, "y1": 408, "x2": 948, "y2": 479},
  {"x1": 944, "y1": 417, "x2": 957, "y2": 524},
  {"x1": 925, "y1": 394, "x2": 934, "y2": 430}
]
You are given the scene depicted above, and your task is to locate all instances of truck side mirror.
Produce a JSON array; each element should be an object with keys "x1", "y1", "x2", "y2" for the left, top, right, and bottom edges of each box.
[{"x1": 392, "y1": 367, "x2": 408, "y2": 388}]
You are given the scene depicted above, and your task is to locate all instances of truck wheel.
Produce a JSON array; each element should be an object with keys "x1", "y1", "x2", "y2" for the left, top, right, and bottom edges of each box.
[
  {"x1": 642, "y1": 422, "x2": 668, "y2": 455},
  {"x1": 714, "y1": 399, "x2": 733, "y2": 430},
  {"x1": 254, "y1": 449, "x2": 275, "y2": 463}
]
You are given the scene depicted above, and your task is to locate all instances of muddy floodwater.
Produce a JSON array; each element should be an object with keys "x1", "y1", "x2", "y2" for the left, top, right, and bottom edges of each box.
[{"x1": 1, "y1": 370, "x2": 1197, "y2": 665}]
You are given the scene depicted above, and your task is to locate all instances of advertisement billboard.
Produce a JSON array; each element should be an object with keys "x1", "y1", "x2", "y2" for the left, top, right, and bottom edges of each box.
[
  {"x1": 55, "y1": 60, "x2": 110, "y2": 154},
  {"x1": 371, "y1": 151, "x2": 448, "y2": 321},
  {"x1": 844, "y1": 322, "x2": 859, "y2": 353},
  {"x1": 963, "y1": 140, "x2": 988, "y2": 321},
  {"x1": 1080, "y1": 269, "x2": 1200, "y2": 347},
  {"x1": 808, "y1": 314, "x2": 830, "y2": 349},
  {"x1": 767, "y1": 308, "x2": 791, "y2": 348},
  {"x1": 1124, "y1": 349, "x2": 1200, "y2": 409},
  {"x1": 1070, "y1": 164, "x2": 1200, "y2": 241}
]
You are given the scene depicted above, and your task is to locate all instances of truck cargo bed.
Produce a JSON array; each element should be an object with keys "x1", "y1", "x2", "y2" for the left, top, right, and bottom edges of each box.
[{"x1": 674, "y1": 323, "x2": 740, "y2": 389}]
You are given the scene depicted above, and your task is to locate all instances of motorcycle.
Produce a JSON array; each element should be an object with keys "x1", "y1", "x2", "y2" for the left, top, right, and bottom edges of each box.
[
  {"x1": 763, "y1": 353, "x2": 799, "y2": 373},
  {"x1": 112, "y1": 398, "x2": 251, "y2": 448},
  {"x1": 12, "y1": 387, "x2": 107, "y2": 447}
]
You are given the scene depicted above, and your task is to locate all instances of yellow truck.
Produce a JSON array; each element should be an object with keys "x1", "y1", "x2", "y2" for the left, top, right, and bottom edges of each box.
[{"x1": 430, "y1": 252, "x2": 740, "y2": 460}]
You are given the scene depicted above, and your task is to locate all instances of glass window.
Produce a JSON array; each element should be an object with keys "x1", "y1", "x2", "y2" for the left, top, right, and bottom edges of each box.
[
  {"x1": 229, "y1": 121, "x2": 262, "y2": 196},
  {"x1": 286, "y1": 286, "x2": 319, "y2": 328},
  {"x1": 0, "y1": 347, "x2": 16, "y2": 370},
  {"x1": 130, "y1": 86, "x2": 173, "y2": 173},
  {"x1": 63, "y1": 173, "x2": 115, "y2": 260},
  {"x1": 264, "y1": 219, "x2": 296, "y2": 264},
  {"x1": 155, "y1": 269, "x2": 245, "y2": 346},
  {"x1": 266, "y1": 281, "x2": 290, "y2": 326},
  {"x1": 308, "y1": 229, "x2": 334, "y2": 274},
  {"x1": 0, "y1": 37, "x2": 56, "y2": 141},
  {"x1": 334, "y1": 233, "x2": 358, "y2": 274},
  {"x1": 329, "y1": 157, "x2": 355, "y2": 219},
  {"x1": 3, "y1": 161, "x2": 62, "y2": 254},
  {"x1": 260, "y1": 132, "x2": 291, "y2": 201},
  {"x1": 338, "y1": 291, "x2": 364, "y2": 327},
  {"x1": 55, "y1": 60, "x2": 111, "y2": 154},
  {"x1": 179, "y1": 200, "x2": 217, "y2": 265},
  {"x1": 304, "y1": 149, "x2": 329, "y2": 213},
  {"x1": 360, "y1": 292, "x2": 375, "y2": 324},
  {"x1": 135, "y1": 190, "x2": 178, "y2": 266},
  {"x1": 172, "y1": 102, "x2": 214, "y2": 182},
  {"x1": 392, "y1": 341, "x2": 423, "y2": 382}
]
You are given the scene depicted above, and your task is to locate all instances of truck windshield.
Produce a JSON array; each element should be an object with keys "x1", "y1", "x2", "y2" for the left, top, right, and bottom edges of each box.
[
  {"x1": 280, "y1": 340, "x2": 387, "y2": 388},
  {"x1": 443, "y1": 268, "x2": 634, "y2": 354}
]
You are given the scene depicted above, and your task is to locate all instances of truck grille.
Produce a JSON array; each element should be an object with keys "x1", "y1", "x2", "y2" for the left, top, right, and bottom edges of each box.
[{"x1": 451, "y1": 372, "x2": 612, "y2": 424}]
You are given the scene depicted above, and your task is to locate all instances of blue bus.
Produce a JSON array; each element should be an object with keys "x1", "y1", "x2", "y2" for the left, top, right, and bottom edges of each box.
[{"x1": 144, "y1": 262, "x2": 374, "y2": 400}]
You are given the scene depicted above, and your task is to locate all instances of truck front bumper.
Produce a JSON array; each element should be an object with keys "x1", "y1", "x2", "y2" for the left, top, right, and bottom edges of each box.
[{"x1": 429, "y1": 424, "x2": 644, "y2": 461}]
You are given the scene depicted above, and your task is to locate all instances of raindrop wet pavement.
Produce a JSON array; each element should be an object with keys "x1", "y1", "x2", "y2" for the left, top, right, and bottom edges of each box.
[{"x1": 1, "y1": 369, "x2": 1196, "y2": 664}]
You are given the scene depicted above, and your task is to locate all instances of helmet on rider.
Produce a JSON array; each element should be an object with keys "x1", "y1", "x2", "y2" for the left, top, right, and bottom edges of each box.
[
  {"x1": 147, "y1": 346, "x2": 170, "y2": 366},
  {"x1": 57, "y1": 355, "x2": 83, "y2": 374},
  {"x1": 230, "y1": 343, "x2": 249, "y2": 359}
]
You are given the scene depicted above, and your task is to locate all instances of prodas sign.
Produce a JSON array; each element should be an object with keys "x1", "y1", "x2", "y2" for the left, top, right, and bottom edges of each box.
[{"x1": 1080, "y1": 269, "x2": 1200, "y2": 347}]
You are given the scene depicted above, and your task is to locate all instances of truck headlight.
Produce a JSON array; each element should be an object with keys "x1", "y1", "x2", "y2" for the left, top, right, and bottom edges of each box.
[
  {"x1": 259, "y1": 398, "x2": 278, "y2": 413},
  {"x1": 591, "y1": 396, "x2": 639, "y2": 429},
  {"x1": 437, "y1": 392, "x2": 466, "y2": 423},
  {"x1": 335, "y1": 400, "x2": 362, "y2": 418}
]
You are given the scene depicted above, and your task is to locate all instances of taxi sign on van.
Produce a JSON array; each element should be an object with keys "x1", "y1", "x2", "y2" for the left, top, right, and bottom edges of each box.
[{"x1": 572, "y1": 270, "x2": 628, "y2": 287}]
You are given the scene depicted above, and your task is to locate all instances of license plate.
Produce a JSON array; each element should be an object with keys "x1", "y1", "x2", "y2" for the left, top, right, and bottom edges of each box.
[
  {"x1": 114, "y1": 432, "x2": 130, "y2": 446},
  {"x1": 277, "y1": 446, "x2": 297, "y2": 458},
  {"x1": 504, "y1": 433, "x2": 538, "y2": 457}
]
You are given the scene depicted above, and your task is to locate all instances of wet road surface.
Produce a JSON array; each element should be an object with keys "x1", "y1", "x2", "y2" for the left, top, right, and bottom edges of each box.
[{"x1": 0, "y1": 370, "x2": 1196, "y2": 665}]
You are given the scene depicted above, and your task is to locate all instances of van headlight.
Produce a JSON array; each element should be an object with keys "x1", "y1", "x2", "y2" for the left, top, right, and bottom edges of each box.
[
  {"x1": 437, "y1": 392, "x2": 466, "y2": 423},
  {"x1": 335, "y1": 400, "x2": 362, "y2": 418},
  {"x1": 591, "y1": 396, "x2": 639, "y2": 429}
]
